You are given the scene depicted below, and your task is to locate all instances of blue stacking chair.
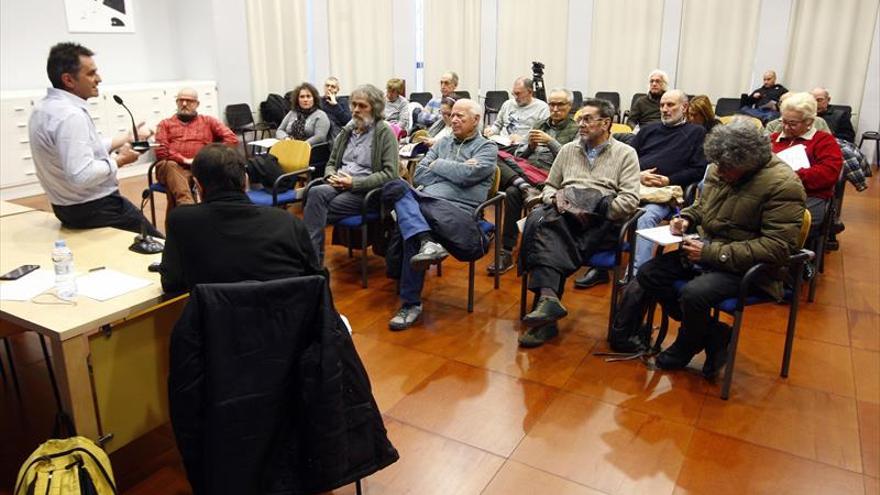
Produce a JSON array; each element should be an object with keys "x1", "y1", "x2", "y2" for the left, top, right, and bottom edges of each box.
[
  {"x1": 246, "y1": 140, "x2": 313, "y2": 207},
  {"x1": 649, "y1": 210, "x2": 814, "y2": 399},
  {"x1": 519, "y1": 209, "x2": 645, "y2": 332},
  {"x1": 302, "y1": 180, "x2": 383, "y2": 288}
]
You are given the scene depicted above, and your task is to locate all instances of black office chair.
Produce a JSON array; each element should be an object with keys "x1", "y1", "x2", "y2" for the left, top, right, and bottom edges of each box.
[
  {"x1": 714, "y1": 98, "x2": 742, "y2": 117},
  {"x1": 225, "y1": 104, "x2": 271, "y2": 156},
  {"x1": 595, "y1": 91, "x2": 621, "y2": 122},
  {"x1": 571, "y1": 91, "x2": 584, "y2": 113},
  {"x1": 483, "y1": 90, "x2": 509, "y2": 125},
  {"x1": 409, "y1": 92, "x2": 432, "y2": 107},
  {"x1": 454, "y1": 90, "x2": 471, "y2": 99}
]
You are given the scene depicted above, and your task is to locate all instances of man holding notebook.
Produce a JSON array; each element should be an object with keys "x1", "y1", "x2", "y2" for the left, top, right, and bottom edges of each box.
[{"x1": 608, "y1": 121, "x2": 805, "y2": 379}]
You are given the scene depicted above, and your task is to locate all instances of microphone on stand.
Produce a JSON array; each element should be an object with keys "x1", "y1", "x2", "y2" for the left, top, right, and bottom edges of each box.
[
  {"x1": 112, "y1": 94, "x2": 151, "y2": 153},
  {"x1": 129, "y1": 189, "x2": 164, "y2": 254}
]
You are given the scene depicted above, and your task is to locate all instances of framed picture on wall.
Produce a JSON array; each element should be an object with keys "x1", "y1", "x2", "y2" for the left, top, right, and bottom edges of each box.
[{"x1": 65, "y1": 0, "x2": 135, "y2": 33}]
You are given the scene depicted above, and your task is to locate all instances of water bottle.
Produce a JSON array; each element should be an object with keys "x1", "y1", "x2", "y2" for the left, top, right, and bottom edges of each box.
[{"x1": 52, "y1": 239, "x2": 76, "y2": 301}]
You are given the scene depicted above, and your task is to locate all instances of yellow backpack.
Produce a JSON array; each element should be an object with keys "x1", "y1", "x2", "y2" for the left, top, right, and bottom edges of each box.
[{"x1": 14, "y1": 437, "x2": 117, "y2": 495}]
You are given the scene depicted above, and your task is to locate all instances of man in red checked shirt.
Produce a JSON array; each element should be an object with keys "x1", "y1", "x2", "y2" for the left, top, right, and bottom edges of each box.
[{"x1": 155, "y1": 88, "x2": 239, "y2": 217}]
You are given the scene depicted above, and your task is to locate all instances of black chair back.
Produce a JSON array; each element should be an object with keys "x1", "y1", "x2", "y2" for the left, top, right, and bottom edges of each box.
[
  {"x1": 714, "y1": 97, "x2": 741, "y2": 117},
  {"x1": 454, "y1": 90, "x2": 471, "y2": 99},
  {"x1": 595, "y1": 91, "x2": 620, "y2": 119},
  {"x1": 225, "y1": 104, "x2": 255, "y2": 131},
  {"x1": 409, "y1": 92, "x2": 432, "y2": 106}
]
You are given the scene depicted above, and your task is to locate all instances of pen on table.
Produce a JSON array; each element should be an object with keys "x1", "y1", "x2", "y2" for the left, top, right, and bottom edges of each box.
[{"x1": 89, "y1": 266, "x2": 106, "y2": 272}]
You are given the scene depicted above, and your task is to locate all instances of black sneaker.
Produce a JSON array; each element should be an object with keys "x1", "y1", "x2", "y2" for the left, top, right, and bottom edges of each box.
[
  {"x1": 487, "y1": 250, "x2": 514, "y2": 275},
  {"x1": 654, "y1": 341, "x2": 697, "y2": 370},
  {"x1": 518, "y1": 323, "x2": 559, "y2": 348},
  {"x1": 522, "y1": 295, "x2": 568, "y2": 327},
  {"x1": 574, "y1": 268, "x2": 610, "y2": 289}
]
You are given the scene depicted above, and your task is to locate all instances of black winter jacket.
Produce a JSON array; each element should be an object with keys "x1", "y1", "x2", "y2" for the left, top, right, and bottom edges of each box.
[{"x1": 168, "y1": 275, "x2": 398, "y2": 495}]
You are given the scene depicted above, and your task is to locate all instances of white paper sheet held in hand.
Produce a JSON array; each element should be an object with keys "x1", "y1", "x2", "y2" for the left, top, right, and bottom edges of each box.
[
  {"x1": 76, "y1": 269, "x2": 153, "y2": 302},
  {"x1": 776, "y1": 144, "x2": 811, "y2": 171},
  {"x1": 249, "y1": 138, "x2": 280, "y2": 150},
  {"x1": 636, "y1": 225, "x2": 684, "y2": 246},
  {"x1": 0, "y1": 269, "x2": 56, "y2": 301}
]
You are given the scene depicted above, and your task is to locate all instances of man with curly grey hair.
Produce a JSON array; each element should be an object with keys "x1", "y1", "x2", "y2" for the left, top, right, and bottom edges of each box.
[
  {"x1": 609, "y1": 121, "x2": 805, "y2": 379},
  {"x1": 303, "y1": 83, "x2": 399, "y2": 264}
]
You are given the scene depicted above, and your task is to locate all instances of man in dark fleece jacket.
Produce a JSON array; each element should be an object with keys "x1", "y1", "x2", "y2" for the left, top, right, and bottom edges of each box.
[{"x1": 578, "y1": 89, "x2": 707, "y2": 288}]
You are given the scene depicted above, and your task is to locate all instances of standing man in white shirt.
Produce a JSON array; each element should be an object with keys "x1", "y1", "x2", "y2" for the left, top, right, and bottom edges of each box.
[{"x1": 29, "y1": 42, "x2": 161, "y2": 237}]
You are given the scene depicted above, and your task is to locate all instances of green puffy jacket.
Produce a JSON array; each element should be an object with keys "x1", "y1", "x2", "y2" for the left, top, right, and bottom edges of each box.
[{"x1": 681, "y1": 155, "x2": 806, "y2": 300}]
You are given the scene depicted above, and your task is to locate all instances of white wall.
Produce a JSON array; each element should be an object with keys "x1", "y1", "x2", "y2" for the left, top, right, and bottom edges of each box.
[{"x1": 0, "y1": 0, "x2": 182, "y2": 90}]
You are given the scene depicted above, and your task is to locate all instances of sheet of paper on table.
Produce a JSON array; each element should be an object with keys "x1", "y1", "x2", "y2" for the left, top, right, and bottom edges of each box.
[
  {"x1": 75, "y1": 269, "x2": 153, "y2": 302},
  {"x1": 0, "y1": 269, "x2": 56, "y2": 301}
]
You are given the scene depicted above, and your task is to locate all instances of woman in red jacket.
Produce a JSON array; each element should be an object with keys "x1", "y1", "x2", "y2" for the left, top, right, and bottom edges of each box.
[{"x1": 770, "y1": 91, "x2": 842, "y2": 231}]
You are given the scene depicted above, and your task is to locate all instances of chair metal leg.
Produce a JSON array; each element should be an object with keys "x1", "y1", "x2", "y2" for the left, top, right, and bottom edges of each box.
[
  {"x1": 360, "y1": 224, "x2": 368, "y2": 288},
  {"x1": 782, "y1": 260, "x2": 806, "y2": 377},
  {"x1": 606, "y1": 265, "x2": 622, "y2": 341},
  {"x1": 520, "y1": 271, "x2": 529, "y2": 319},
  {"x1": 720, "y1": 310, "x2": 744, "y2": 400},
  {"x1": 356, "y1": 479, "x2": 363, "y2": 495},
  {"x1": 148, "y1": 189, "x2": 157, "y2": 227},
  {"x1": 2, "y1": 337, "x2": 21, "y2": 396},
  {"x1": 468, "y1": 261, "x2": 475, "y2": 312}
]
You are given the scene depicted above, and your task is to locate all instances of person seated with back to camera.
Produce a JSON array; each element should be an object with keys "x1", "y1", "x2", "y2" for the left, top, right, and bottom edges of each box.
[
  {"x1": 608, "y1": 121, "x2": 805, "y2": 379},
  {"x1": 302, "y1": 84, "x2": 399, "y2": 266},
  {"x1": 383, "y1": 99, "x2": 497, "y2": 331},
  {"x1": 276, "y1": 82, "x2": 331, "y2": 146},
  {"x1": 516, "y1": 98, "x2": 641, "y2": 348},
  {"x1": 160, "y1": 144, "x2": 322, "y2": 294}
]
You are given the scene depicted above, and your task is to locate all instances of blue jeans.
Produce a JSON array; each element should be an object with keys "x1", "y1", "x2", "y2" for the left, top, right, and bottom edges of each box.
[
  {"x1": 634, "y1": 203, "x2": 672, "y2": 273},
  {"x1": 394, "y1": 188, "x2": 431, "y2": 305}
]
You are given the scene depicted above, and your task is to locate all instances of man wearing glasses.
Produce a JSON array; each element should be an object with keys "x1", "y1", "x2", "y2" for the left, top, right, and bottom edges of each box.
[
  {"x1": 487, "y1": 88, "x2": 579, "y2": 275},
  {"x1": 517, "y1": 98, "x2": 640, "y2": 348},
  {"x1": 154, "y1": 88, "x2": 239, "y2": 217}
]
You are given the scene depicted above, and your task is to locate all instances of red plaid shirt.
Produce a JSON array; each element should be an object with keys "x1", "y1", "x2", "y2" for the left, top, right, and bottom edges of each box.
[{"x1": 155, "y1": 114, "x2": 239, "y2": 164}]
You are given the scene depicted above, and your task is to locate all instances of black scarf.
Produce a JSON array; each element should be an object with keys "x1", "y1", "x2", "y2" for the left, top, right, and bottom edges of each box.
[{"x1": 290, "y1": 106, "x2": 318, "y2": 140}]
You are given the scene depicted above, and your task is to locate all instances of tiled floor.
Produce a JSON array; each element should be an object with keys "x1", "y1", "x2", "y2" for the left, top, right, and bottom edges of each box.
[{"x1": 1, "y1": 171, "x2": 878, "y2": 495}]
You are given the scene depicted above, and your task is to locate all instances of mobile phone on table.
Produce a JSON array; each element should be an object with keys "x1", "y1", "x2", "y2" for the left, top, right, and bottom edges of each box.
[{"x1": 0, "y1": 264, "x2": 40, "y2": 280}]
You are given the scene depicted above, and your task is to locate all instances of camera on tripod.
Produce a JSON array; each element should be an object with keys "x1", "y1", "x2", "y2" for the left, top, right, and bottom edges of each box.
[{"x1": 531, "y1": 61, "x2": 546, "y2": 102}]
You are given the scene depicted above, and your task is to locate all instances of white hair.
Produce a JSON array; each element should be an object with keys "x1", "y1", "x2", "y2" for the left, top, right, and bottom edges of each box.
[
  {"x1": 780, "y1": 92, "x2": 817, "y2": 120},
  {"x1": 649, "y1": 69, "x2": 669, "y2": 90}
]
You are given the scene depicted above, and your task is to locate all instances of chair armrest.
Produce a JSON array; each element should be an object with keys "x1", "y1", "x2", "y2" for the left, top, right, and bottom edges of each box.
[
  {"x1": 271, "y1": 166, "x2": 314, "y2": 204},
  {"x1": 147, "y1": 160, "x2": 161, "y2": 186},
  {"x1": 361, "y1": 186, "x2": 383, "y2": 219},
  {"x1": 301, "y1": 177, "x2": 329, "y2": 205},
  {"x1": 473, "y1": 192, "x2": 506, "y2": 221},
  {"x1": 735, "y1": 248, "x2": 815, "y2": 312},
  {"x1": 618, "y1": 208, "x2": 645, "y2": 268}
]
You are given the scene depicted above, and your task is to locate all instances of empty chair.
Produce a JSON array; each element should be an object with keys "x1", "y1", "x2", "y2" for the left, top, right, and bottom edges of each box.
[
  {"x1": 571, "y1": 90, "x2": 584, "y2": 111},
  {"x1": 483, "y1": 90, "x2": 509, "y2": 125},
  {"x1": 409, "y1": 91, "x2": 432, "y2": 107},
  {"x1": 225, "y1": 103, "x2": 271, "y2": 156},
  {"x1": 714, "y1": 97, "x2": 741, "y2": 117},
  {"x1": 595, "y1": 91, "x2": 621, "y2": 121}
]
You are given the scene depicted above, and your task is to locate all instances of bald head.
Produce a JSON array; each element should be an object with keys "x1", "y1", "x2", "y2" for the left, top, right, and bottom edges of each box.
[
  {"x1": 762, "y1": 70, "x2": 777, "y2": 88},
  {"x1": 659, "y1": 89, "x2": 688, "y2": 125},
  {"x1": 810, "y1": 87, "x2": 830, "y2": 113},
  {"x1": 175, "y1": 87, "x2": 200, "y2": 119}
]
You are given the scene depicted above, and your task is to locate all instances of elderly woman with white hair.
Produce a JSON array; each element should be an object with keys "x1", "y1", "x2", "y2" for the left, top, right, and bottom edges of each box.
[{"x1": 769, "y1": 91, "x2": 842, "y2": 229}]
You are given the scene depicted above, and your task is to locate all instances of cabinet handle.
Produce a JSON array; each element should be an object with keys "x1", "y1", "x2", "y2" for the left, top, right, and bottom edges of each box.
[
  {"x1": 16, "y1": 123, "x2": 27, "y2": 128},
  {"x1": 24, "y1": 169, "x2": 36, "y2": 175},
  {"x1": 19, "y1": 138, "x2": 29, "y2": 144},
  {"x1": 22, "y1": 155, "x2": 32, "y2": 161},
  {"x1": 14, "y1": 107, "x2": 26, "y2": 112}
]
